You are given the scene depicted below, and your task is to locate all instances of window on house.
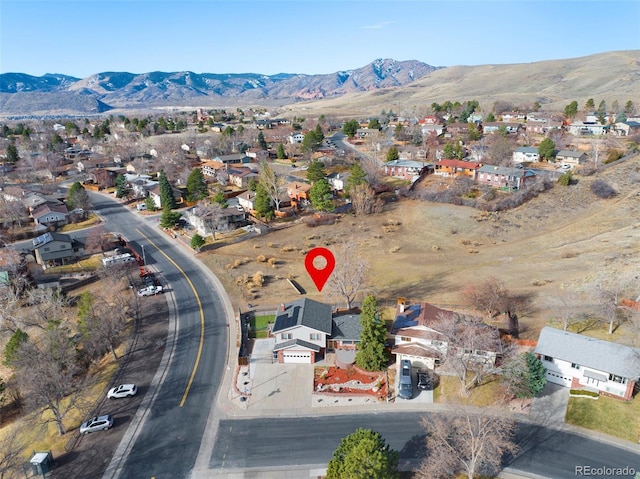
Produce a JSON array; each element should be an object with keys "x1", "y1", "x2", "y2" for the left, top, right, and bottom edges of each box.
[
  {"x1": 281, "y1": 333, "x2": 292, "y2": 340},
  {"x1": 609, "y1": 374, "x2": 626, "y2": 384},
  {"x1": 44, "y1": 247, "x2": 50, "y2": 252},
  {"x1": 310, "y1": 333, "x2": 321, "y2": 341},
  {"x1": 543, "y1": 355, "x2": 552, "y2": 362},
  {"x1": 571, "y1": 363, "x2": 580, "y2": 369},
  {"x1": 400, "y1": 336, "x2": 411, "y2": 342}
]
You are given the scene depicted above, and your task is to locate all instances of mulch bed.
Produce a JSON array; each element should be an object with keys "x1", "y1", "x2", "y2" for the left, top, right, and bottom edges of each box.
[{"x1": 314, "y1": 365, "x2": 387, "y2": 400}]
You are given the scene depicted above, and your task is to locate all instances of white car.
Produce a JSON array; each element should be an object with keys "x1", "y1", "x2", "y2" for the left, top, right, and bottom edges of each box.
[
  {"x1": 107, "y1": 384, "x2": 138, "y2": 399},
  {"x1": 137, "y1": 285, "x2": 163, "y2": 296}
]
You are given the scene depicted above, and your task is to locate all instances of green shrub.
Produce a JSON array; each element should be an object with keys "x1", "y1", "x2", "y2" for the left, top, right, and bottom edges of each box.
[
  {"x1": 570, "y1": 389, "x2": 599, "y2": 398},
  {"x1": 557, "y1": 171, "x2": 573, "y2": 186}
]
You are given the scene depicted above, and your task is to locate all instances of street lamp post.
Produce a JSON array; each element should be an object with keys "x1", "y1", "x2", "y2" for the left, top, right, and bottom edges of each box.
[{"x1": 141, "y1": 244, "x2": 146, "y2": 275}]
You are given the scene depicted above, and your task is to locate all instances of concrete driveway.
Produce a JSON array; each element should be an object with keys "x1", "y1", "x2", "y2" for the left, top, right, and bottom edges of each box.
[{"x1": 529, "y1": 383, "x2": 570, "y2": 426}]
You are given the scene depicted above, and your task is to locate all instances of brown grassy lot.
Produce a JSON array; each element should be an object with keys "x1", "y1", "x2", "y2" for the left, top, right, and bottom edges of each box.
[{"x1": 200, "y1": 156, "x2": 640, "y2": 342}]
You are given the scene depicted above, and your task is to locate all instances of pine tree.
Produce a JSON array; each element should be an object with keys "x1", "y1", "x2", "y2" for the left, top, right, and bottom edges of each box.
[
  {"x1": 254, "y1": 183, "x2": 274, "y2": 220},
  {"x1": 276, "y1": 143, "x2": 286, "y2": 160},
  {"x1": 158, "y1": 170, "x2": 177, "y2": 210},
  {"x1": 355, "y1": 295, "x2": 388, "y2": 371},
  {"x1": 6, "y1": 143, "x2": 20, "y2": 164},
  {"x1": 309, "y1": 178, "x2": 333, "y2": 212},
  {"x1": 345, "y1": 162, "x2": 368, "y2": 196},
  {"x1": 306, "y1": 159, "x2": 326, "y2": 183},
  {"x1": 115, "y1": 174, "x2": 131, "y2": 199},
  {"x1": 186, "y1": 168, "x2": 208, "y2": 202},
  {"x1": 257, "y1": 131, "x2": 268, "y2": 149},
  {"x1": 326, "y1": 428, "x2": 399, "y2": 479}
]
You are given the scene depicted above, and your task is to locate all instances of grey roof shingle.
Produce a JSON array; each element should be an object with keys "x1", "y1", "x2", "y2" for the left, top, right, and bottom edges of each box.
[
  {"x1": 331, "y1": 314, "x2": 362, "y2": 341},
  {"x1": 535, "y1": 326, "x2": 640, "y2": 379},
  {"x1": 272, "y1": 298, "x2": 332, "y2": 334},
  {"x1": 273, "y1": 338, "x2": 321, "y2": 352}
]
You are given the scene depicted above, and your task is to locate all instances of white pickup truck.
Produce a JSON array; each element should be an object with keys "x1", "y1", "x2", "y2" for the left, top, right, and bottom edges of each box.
[{"x1": 137, "y1": 285, "x2": 163, "y2": 296}]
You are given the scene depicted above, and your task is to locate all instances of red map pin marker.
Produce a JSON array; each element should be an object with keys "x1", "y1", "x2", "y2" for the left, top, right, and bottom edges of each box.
[{"x1": 305, "y1": 247, "x2": 335, "y2": 292}]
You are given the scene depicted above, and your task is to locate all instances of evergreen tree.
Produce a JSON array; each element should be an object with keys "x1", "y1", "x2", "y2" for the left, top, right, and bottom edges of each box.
[
  {"x1": 326, "y1": 428, "x2": 399, "y2": 479},
  {"x1": 115, "y1": 174, "x2": 131, "y2": 199},
  {"x1": 211, "y1": 188, "x2": 228, "y2": 207},
  {"x1": 159, "y1": 210, "x2": 182, "y2": 228},
  {"x1": 6, "y1": 143, "x2": 19, "y2": 164},
  {"x1": 503, "y1": 351, "x2": 547, "y2": 398},
  {"x1": 67, "y1": 181, "x2": 86, "y2": 210},
  {"x1": 158, "y1": 170, "x2": 177, "y2": 210},
  {"x1": 248, "y1": 177, "x2": 258, "y2": 192},
  {"x1": 345, "y1": 162, "x2": 368, "y2": 196},
  {"x1": 306, "y1": 159, "x2": 327, "y2": 183},
  {"x1": 585, "y1": 98, "x2": 595, "y2": 110},
  {"x1": 276, "y1": 143, "x2": 286, "y2": 160},
  {"x1": 368, "y1": 118, "x2": 381, "y2": 130},
  {"x1": 538, "y1": 138, "x2": 556, "y2": 161},
  {"x1": 186, "y1": 168, "x2": 208, "y2": 202},
  {"x1": 3, "y1": 329, "x2": 28, "y2": 367},
  {"x1": 355, "y1": 295, "x2": 388, "y2": 371},
  {"x1": 386, "y1": 146, "x2": 399, "y2": 162},
  {"x1": 309, "y1": 178, "x2": 333, "y2": 212},
  {"x1": 302, "y1": 129, "x2": 322, "y2": 153},
  {"x1": 342, "y1": 119, "x2": 359, "y2": 138},
  {"x1": 485, "y1": 112, "x2": 496, "y2": 122},
  {"x1": 254, "y1": 183, "x2": 274, "y2": 220},
  {"x1": 191, "y1": 233, "x2": 205, "y2": 251},
  {"x1": 257, "y1": 131, "x2": 268, "y2": 149},
  {"x1": 144, "y1": 195, "x2": 157, "y2": 211},
  {"x1": 564, "y1": 101, "x2": 579, "y2": 118}
]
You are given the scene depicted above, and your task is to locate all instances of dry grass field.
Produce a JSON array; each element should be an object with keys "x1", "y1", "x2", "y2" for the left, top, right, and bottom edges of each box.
[{"x1": 201, "y1": 156, "x2": 640, "y2": 342}]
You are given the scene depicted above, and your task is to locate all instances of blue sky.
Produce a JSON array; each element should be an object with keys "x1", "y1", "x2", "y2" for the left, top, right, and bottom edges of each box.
[{"x1": 1, "y1": 1, "x2": 638, "y2": 78}]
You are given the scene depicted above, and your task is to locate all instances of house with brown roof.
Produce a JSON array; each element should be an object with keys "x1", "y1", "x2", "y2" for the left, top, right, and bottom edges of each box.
[
  {"x1": 434, "y1": 159, "x2": 481, "y2": 178},
  {"x1": 391, "y1": 299, "x2": 501, "y2": 370},
  {"x1": 287, "y1": 182, "x2": 311, "y2": 202},
  {"x1": 556, "y1": 150, "x2": 588, "y2": 168},
  {"x1": 227, "y1": 166, "x2": 259, "y2": 189},
  {"x1": 475, "y1": 165, "x2": 536, "y2": 190},
  {"x1": 31, "y1": 202, "x2": 69, "y2": 230}
]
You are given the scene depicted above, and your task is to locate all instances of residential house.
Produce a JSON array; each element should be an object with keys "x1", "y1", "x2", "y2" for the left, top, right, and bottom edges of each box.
[
  {"x1": 500, "y1": 112, "x2": 526, "y2": 122},
  {"x1": 512, "y1": 146, "x2": 539, "y2": 164},
  {"x1": 586, "y1": 112, "x2": 615, "y2": 124},
  {"x1": 272, "y1": 298, "x2": 333, "y2": 364},
  {"x1": 91, "y1": 167, "x2": 125, "y2": 189},
  {"x1": 327, "y1": 313, "x2": 362, "y2": 350},
  {"x1": 421, "y1": 124, "x2": 445, "y2": 137},
  {"x1": 227, "y1": 167, "x2": 259, "y2": 189},
  {"x1": 434, "y1": 159, "x2": 481, "y2": 178},
  {"x1": 289, "y1": 133, "x2": 305, "y2": 144},
  {"x1": 213, "y1": 154, "x2": 251, "y2": 166},
  {"x1": 612, "y1": 121, "x2": 640, "y2": 136},
  {"x1": 568, "y1": 122, "x2": 609, "y2": 136},
  {"x1": 287, "y1": 182, "x2": 311, "y2": 202},
  {"x1": 237, "y1": 190, "x2": 257, "y2": 211},
  {"x1": 124, "y1": 174, "x2": 157, "y2": 199},
  {"x1": 391, "y1": 300, "x2": 501, "y2": 370},
  {"x1": 555, "y1": 150, "x2": 588, "y2": 168},
  {"x1": 535, "y1": 326, "x2": 640, "y2": 400},
  {"x1": 147, "y1": 184, "x2": 183, "y2": 209},
  {"x1": 418, "y1": 116, "x2": 441, "y2": 125},
  {"x1": 482, "y1": 122, "x2": 521, "y2": 134},
  {"x1": 326, "y1": 172, "x2": 349, "y2": 192},
  {"x1": 356, "y1": 128, "x2": 378, "y2": 138},
  {"x1": 383, "y1": 159, "x2": 428, "y2": 182},
  {"x1": 32, "y1": 232, "x2": 79, "y2": 268},
  {"x1": 31, "y1": 202, "x2": 69, "y2": 230},
  {"x1": 475, "y1": 165, "x2": 536, "y2": 190},
  {"x1": 444, "y1": 122, "x2": 469, "y2": 137},
  {"x1": 183, "y1": 206, "x2": 246, "y2": 237},
  {"x1": 200, "y1": 160, "x2": 226, "y2": 179},
  {"x1": 246, "y1": 148, "x2": 269, "y2": 161}
]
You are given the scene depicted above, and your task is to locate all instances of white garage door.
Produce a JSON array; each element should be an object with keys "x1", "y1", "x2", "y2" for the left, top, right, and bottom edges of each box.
[
  {"x1": 283, "y1": 351, "x2": 311, "y2": 364},
  {"x1": 546, "y1": 371, "x2": 572, "y2": 387}
]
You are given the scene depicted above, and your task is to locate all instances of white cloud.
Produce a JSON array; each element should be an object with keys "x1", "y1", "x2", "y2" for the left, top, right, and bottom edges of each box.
[{"x1": 361, "y1": 21, "x2": 395, "y2": 30}]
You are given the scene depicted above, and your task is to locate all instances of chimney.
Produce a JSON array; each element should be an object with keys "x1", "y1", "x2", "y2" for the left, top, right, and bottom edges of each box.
[
  {"x1": 397, "y1": 297, "x2": 406, "y2": 313},
  {"x1": 280, "y1": 303, "x2": 285, "y2": 312}
]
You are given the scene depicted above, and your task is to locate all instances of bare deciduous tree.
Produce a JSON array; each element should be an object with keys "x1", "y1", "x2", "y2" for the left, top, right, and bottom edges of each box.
[
  {"x1": 461, "y1": 276, "x2": 509, "y2": 318},
  {"x1": 547, "y1": 292, "x2": 582, "y2": 331},
  {"x1": 23, "y1": 287, "x2": 70, "y2": 330},
  {"x1": 325, "y1": 241, "x2": 369, "y2": 310},
  {"x1": 12, "y1": 323, "x2": 83, "y2": 435},
  {"x1": 0, "y1": 423, "x2": 28, "y2": 479},
  {"x1": 258, "y1": 161, "x2": 285, "y2": 212},
  {"x1": 433, "y1": 312, "x2": 502, "y2": 396},
  {"x1": 193, "y1": 200, "x2": 225, "y2": 239},
  {"x1": 417, "y1": 407, "x2": 518, "y2": 479},
  {"x1": 358, "y1": 154, "x2": 383, "y2": 186},
  {"x1": 350, "y1": 184, "x2": 383, "y2": 216}
]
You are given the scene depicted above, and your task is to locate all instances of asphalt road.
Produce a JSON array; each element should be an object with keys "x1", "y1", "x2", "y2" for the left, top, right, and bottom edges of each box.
[
  {"x1": 211, "y1": 414, "x2": 640, "y2": 478},
  {"x1": 89, "y1": 193, "x2": 228, "y2": 479}
]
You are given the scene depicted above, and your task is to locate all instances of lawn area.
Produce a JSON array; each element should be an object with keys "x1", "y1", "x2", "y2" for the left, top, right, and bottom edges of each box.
[
  {"x1": 59, "y1": 214, "x2": 101, "y2": 232},
  {"x1": 250, "y1": 314, "x2": 274, "y2": 339},
  {"x1": 565, "y1": 393, "x2": 640, "y2": 442},
  {"x1": 46, "y1": 254, "x2": 103, "y2": 274},
  {"x1": 433, "y1": 374, "x2": 508, "y2": 407}
]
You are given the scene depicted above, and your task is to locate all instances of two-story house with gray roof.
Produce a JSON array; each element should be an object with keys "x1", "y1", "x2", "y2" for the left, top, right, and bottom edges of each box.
[
  {"x1": 512, "y1": 146, "x2": 539, "y2": 164},
  {"x1": 535, "y1": 326, "x2": 640, "y2": 400},
  {"x1": 272, "y1": 298, "x2": 333, "y2": 364},
  {"x1": 32, "y1": 232, "x2": 80, "y2": 268}
]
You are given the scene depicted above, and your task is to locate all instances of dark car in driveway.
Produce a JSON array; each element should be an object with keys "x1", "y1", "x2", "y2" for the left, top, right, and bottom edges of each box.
[{"x1": 417, "y1": 369, "x2": 433, "y2": 390}]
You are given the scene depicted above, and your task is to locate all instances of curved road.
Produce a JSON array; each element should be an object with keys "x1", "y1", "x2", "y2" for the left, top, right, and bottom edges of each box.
[
  {"x1": 86, "y1": 192, "x2": 639, "y2": 479},
  {"x1": 90, "y1": 192, "x2": 229, "y2": 479}
]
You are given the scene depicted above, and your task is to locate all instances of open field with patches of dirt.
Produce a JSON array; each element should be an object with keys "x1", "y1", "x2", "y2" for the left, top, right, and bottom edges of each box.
[{"x1": 199, "y1": 156, "x2": 640, "y2": 341}]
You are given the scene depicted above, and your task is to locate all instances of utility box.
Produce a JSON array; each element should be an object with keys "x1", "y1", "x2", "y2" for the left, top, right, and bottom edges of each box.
[{"x1": 30, "y1": 451, "x2": 54, "y2": 476}]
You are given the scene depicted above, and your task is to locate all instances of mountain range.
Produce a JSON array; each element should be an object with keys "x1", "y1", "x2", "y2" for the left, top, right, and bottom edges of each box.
[
  {"x1": 0, "y1": 59, "x2": 437, "y2": 117},
  {"x1": 0, "y1": 51, "x2": 639, "y2": 118}
]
